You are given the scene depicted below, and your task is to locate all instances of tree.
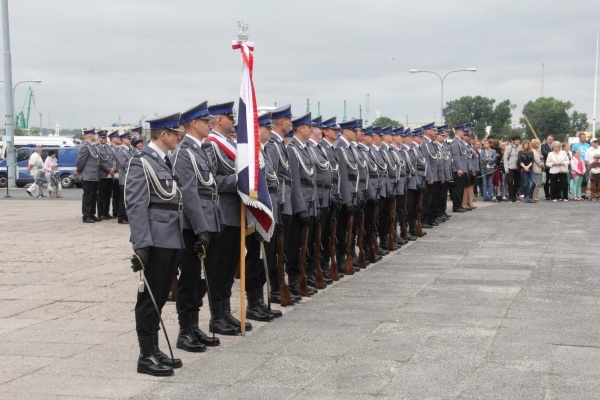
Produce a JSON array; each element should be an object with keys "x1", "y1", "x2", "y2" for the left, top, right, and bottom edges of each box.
[
  {"x1": 443, "y1": 95, "x2": 514, "y2": 139},
  {"x1": 520, "y1": 97, "x2": 572, "y2": 142},
  {"x1": 372, "y1": 116, "x2": 400, "y2": 127},
  {"x1": 570, "y1": 111, "x2": 589, "y2": 136}
]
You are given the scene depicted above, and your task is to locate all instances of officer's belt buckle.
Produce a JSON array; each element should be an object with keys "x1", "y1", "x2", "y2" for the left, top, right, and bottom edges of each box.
[
  {"x1": 212, "y1": 193, "x2": 220, "y2": 203},
  {"x1": 178, "y1": 203, "x2": 183, "y2": 213}
]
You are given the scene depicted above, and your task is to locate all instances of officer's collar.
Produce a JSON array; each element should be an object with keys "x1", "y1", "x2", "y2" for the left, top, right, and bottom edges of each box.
[
  {"x1": 380, "y1": 142, "x2": 390, "y2": 150},
  {"x1": 308, "y1": 138, "x2": 320, "y2": 147},
  {"x1": 184, "y1": 133, "x2": 204, "y2": 149},
  {"x1": 148, "y1": 141, "x2": 166, "y2": 160},
  {"x1": 370, "y1": 144, "x2": 380, "y2": 151},
  {"x1": 270, "y1": 130, "x2": 284, "y2": 142},
  {"x1": 339, "y1": 135, "x2": 351, "y2": 147},
  {"x1": 291, "y1": 136, "x2": 306, "y2": 149},
  {"x1": 358, "y1": 142, "x2": 369, "y2": 150}
]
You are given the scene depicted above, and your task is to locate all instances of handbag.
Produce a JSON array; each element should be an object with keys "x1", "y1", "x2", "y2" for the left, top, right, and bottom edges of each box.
[{"x1": 559, "y1": 165, "x2": 568, "y2": 174}]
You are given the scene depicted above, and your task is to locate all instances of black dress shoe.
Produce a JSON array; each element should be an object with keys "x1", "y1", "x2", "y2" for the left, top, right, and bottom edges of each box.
[
  {"x1": 323, "y1": 276, "x2": 333, "y2": 285},
  {"x1": 246, "y1": 306, "x2": 274, "y2": 322},
  {"x1": 397, "y1": 238, "x2": 408, "y2": 245},
  {"x1": 453, "y1": 208, "x2": 466, "y2": 213},
  {"x1": 422, "y1": 223, "x2": 433, "y2": 229},
  {"x1": 407, "y1": 234, "x2": 417, "y2": 241},
  {"x1": 209, "y1": 318, "x2": 240, "y2": 336},
  {"x1": 152, "y1": 333, "x2": 182, "y2": 368},
  {"x1": 191, "y1": 315, "x2": 220, "y2": 346},
  {"x1": 83, "y1": 217, "x2": 95, "y2": 223},
  {"x1": 137, "y1": 336, "x2": 173, "y2": 377},
  {"x1": 27, "y1": 190, "x2": 33, "y2": 197},
  {"x1": 118, "y1": 219, "x2": 129, "y2": 224},
  {"x1": 177, "y1": 329, "x2": 206, "y2": 352},
  {"x1": 92, "y1": 216, "x2": 101, "y2": 221}
]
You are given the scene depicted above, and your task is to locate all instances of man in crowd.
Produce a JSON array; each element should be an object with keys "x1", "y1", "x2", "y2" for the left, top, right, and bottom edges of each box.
[
  {"x1": 26, "y1": 146, "x2": 44, "y2": 197},
  {"x1": 75, "y1": 128, "x2": 100, "y2": 223},
  {"x1": 503, "y1": 135, "x2": 521, "y2": 203},
  {"x1": 116, "y1": 130, "x2": 133, "y2": 224},
  {"x1": 541, "y1": 134, "x2": 555, "y2": 200}
]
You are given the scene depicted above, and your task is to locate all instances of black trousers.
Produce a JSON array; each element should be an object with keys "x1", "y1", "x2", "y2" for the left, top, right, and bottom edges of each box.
[
  {"x1": 118, "y1": 185, "x2": 128, "y2": 221},
  {"x1": 245, "y1": 234, "x2": 265, "y2": 293},
  {"x1": 377, "y1": 197, "x2": 391, "y2": 242},
  {"x1": 422, "y1": 182, "x2": 435, "y2": 224},
  {"x1": 506, "y1": 169, "x2": 520, "y2": 201},
  {"x1": 176, "y1": 229, "x2": 208, "y2": 316},
  {"x1": 136, "y1": 247, "x2": 179, "y2": 336},
  {"x1": 286, "y1": 213, "x2": 312, "y2": 279},
  {"x1": 307, "y1": 208, "x2": 328, "y2": 282},
  {"x1": 111, "y1": 179, "x2": 120, "y2": 217},
  {"x1": 544, "y1": 171, "x2": 552, "y2": 198},
  {"x1": 407, "y1": 189, "x2": 417, "y2": 221},
  {"x1": 434, "y1": 181, "x2": 448, "y2": 218},
  {"x1": 321, "y1": 205, "x2": 339, "y2": 268},
  {"x1": 204, "y1": 226, "x2": 240, "y2": 303},
  {"x1": 550, "y1": 173, "x2": 569, "y2": 200},
  {"x1": 265, "y1": 224, "x2": 282, "y2": 293},
  {"x1": 81, "y1": 180, "x2": 98, "y2": 219},
  {"x1": 451, "y1": 172, "x2": 465, "y2": 209},
  {"x1": 97, "y1": 178, "x2": 113, "y2": 217},
  {"x1": 336, "y1": 206, "x2": 354, "y2": 257}
]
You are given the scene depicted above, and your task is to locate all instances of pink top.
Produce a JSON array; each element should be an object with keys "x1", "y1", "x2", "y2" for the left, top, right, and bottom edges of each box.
[
  {"x1": 44, "y1": 156, "x2": 57, "y2": 173},
  {"x1": 571, "y1": 157, "x2": 585, "y2": 177}
]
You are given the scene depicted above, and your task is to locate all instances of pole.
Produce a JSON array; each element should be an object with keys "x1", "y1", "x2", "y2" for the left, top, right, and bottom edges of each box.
[
  {"x1": 440, "y1": 78, "x2": 444, "y2": 125},
  {"x1": 2, "y1": 0, "x2": 15, "y2": 193},
  {"x1": 239, "y1": 204, "x2": 246, "y2": 336},
  {"x1": 541, "y1": 62, "x2": 545, "y2": 98},
  {"x1": 593, "y1": 33, "x2": 599, "y2": 139},
  {"x1": 39, "y1": 112, "x2": 42, "y2": 136}
]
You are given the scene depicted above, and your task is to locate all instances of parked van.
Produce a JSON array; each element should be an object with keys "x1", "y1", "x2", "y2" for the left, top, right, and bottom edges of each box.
[
  {"x1": 0, "y1": 136, "x2": 77, "y2": 160},
  {"x1": 0, "y1": 146, "x2": 80, "y2": 188}
]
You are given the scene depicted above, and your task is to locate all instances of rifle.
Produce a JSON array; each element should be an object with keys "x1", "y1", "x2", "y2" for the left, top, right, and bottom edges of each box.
[
  {"x1": 386, "y1": 198, "x2": 396, "y2": 251},
  {"x1": 344, "y1": 214, "x2": 355, "y2": 275},
  {"x1": 277, "y1": 230, "x2": 292, "y2": 307},
  {"x1": 298, "y1": 226, "x2": 309, "y2": 297},
  {"x1": 313, "y1": 220, "x2": 326, "y2": 289},
  {"x1": 400, "y1": 194, "x2": 408, "y2": 241},
  {"x1": 416, "y1": 191, "x2": 424, "y2": 237},
  {"x1": 367, "y1": 203, "x2": 378, "y2": 263},
  {"x1": 329, "y1": 211, "x2": 340, "y2": 281},
  {"x1": 357, "y1": 209, "x2": 366, "y2": 269}
]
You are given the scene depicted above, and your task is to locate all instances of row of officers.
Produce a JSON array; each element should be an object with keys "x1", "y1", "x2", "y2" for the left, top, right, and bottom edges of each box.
[{"x1": 115, "y1": 100, "x2": 480, "y2": 376}]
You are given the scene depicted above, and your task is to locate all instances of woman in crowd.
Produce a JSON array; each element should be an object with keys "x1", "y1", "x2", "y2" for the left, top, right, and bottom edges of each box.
[
  {"x1": 546, "y1": 142, "x2": 570, "y2": 201},
  {"x1": 570, "y1": 149, "x2": 586, "y2": 200},
  {"x1": 518, "y1": 140, "x2": 535, "y2": 203},
  {"x1": 493, "y1": 140, "x2": 506, "y2": 201},
  {"x1": 531, "y1": 139, "x2": 544, "y2": 202},
  {"x1": 43, "y1": 150, "x2": 58, "y2": 198},
  {"x1": 480, "y1": 139, "x2": 496, "y2": 201},
  {"x1": 562, "y1": 142, "x2": 573, "y2": 194}
]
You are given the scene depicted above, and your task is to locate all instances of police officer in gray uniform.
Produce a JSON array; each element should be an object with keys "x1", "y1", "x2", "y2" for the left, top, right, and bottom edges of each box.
[
  {"x1": 202, "y1": 101, "x2": 251, "y2": 334},
  {"x1": 96, "y1": 130, "x2": 116, "y2": 220},
  {"x1": 318, "y1": 117, "x2": 343, "y2": 278},
  {"x1": 264, "y1": 104, "x2": 301, "y2": 304},
  {"x1": 116, "y1": 130, "x2": 133, "y2": 224},
  {"x1": 335, "y1": 119, "x2": 360, "y2": 270},
  {"x1": 108, "y1": 130, "x2": 121, "y2": 218},
  {"x1": 172, "y1": 101, "x2": 224, "y2": 347},
  {"x1": 377, "y1": 126, "x2": 399, "y2": 251},
  {"x1": 366, "y1": 126, "x2": 388, "y2": 255},
  {"x1": 126, "y1": 112, "x2": 185, "y2": 376},
  {"x1": 287, "y1": 112, "x2": 318, "y2": 297},
  {"x1": 390, "y1": 127, "x2": 409, "y2": 245},
  {"x1": 451, "y1": 125, "x2": 469, "y2": 212},
  {"x1": 420, "y1": 122, "x2": 441, "y2": 227},
  {"x1": 75, "y1": 128, "x2": 100, "y2": 223},
  {"x1": 400, "y1": 129, "x2": 420, "y2": 239},
  {"x1": 433, "y1": 125, "x2": 452, "y2": 222},
  {"x1": 410, "y1": 128, "x2": 428, "y2": 235},
  {"x1": 349, "y1": 122, "x2": 368, "y2": 270}
]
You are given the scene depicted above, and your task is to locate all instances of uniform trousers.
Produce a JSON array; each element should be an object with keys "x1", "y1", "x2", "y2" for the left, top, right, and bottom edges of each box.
[
  {"x1": 204, "y1": 226, "x2": 240, "y2": 303},
  {"x1": 406, "y1": 189, "x2": 417, "y2": 221},
  {"x1": 377, "y1": 197, "x2": 391, "y2": 242},
  {"x1": 118, "y1": 185, "x2": 128, "y2": 221},
  {"x1": 451, "y1": 172, "x2": 466, "y2": 209},
  {"x1": 136, "y1": 247, "x2": 179, "y2": 336},
  {"x1": 286, "y1": 213, "x2": 312, "y2": 279},
  {"x1": 97, "y1": 178, "x2": 113, "y2": 217},
  {"x1": 176, "y1": 229, "x2": 208, "y2": 316},
  {"x1": 336, "y1": 206, "x2": 354, "y2": 257},
  {"x1": 434, "y1": 181, "x2": 449, "y2": 217},
  {"x1": 111, "y1": 179, "x2": 120, "y2": 217},
  {"x1": 364, "y1": 199, "x2": 378, "y2": 248},
  {"x1": 265, "y1": 223, "x2": 283, "y2": 293},
  {"x1": 320, "y1": 204, "x2": 338, "y2": 268},
  {"x1": 81, "y1": 180, "x2": 98, "y2": 219},
  {"x1": 307, "y1": 208, "x2": 327, "y2": 283},
  {"x1": 245, "y1": 234, "x2": 265, "y2": 293},
  {"x1": 422, "y1": 182, "x2": 435, "y2": 224}
]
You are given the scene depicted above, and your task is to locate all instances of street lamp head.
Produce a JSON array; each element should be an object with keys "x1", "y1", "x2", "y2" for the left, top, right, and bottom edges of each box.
[
  {"x1": 409, "y1": 69, "x2": 420, "y2": 74},
  {"x1": 33, "y1": 79, "x2": 42, "y2": 83},
  {"x1": 466, "y1": 68, "x2": 477, "y2": 72}
]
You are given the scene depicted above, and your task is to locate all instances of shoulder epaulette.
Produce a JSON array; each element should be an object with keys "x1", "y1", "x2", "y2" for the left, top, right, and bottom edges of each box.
[{"x1": 133, "y1": 150, "x2": 146, "y2": 158}]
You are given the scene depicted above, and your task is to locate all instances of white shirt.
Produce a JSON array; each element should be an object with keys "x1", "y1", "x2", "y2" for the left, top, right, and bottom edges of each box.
[
  {"x1": 545, "y1": 150, "x2": 570, "y2": 174},
  {"x1": 148, "y1": 141, "x2": 166, "y2": 161},
  {"x1": 585, "y1": 147, "x2": 600, "y2": 165}
]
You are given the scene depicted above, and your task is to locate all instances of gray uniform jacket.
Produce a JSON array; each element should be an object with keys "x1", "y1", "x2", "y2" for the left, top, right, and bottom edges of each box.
[
  {"x1": 287, "y1": 137, "x2": 318, "y2": 216},
  {"x1": 421, "y1": 137, "x2": 440, "y2": 182},
  {"x1": 265, "y1": 132, "x2": 292, "y2": 216},
  {"x1": 317, "y1": 140, "x2": 341, "y2": 205},
  {"x1": 262, "y1": 149, "x2": 281, "y2": 225},
  {"x1": 390, "y1": 145, "x2": 407, "y2": 196},
  {"x1": 464, "y1": 141, "x2": 474, "y2": 174},
  {"x1": 75, "y1": 141, "x2": 100, "y2": 182},
  {"x1": 307, "y1": 139, "x2": 333, "y2": 209},
  {"x1": 411, "y1": 142, "x2": 427, "y2": 186},
  {"x1": 451, "y1": 137, "x2": 469, "y2": 173},
  {"x1": 401, "y1": 145, "x2": 417, "y2": 191},
  {"x1": 97, "y1": 143, "x2": 115, "y2": 179},
  {"x1": 352, "y1": 143, "x2": 369, "y2": 203},
  {"x1": 125, "y1": 144, "x2": 184, "y2": 250},
  {"x1": 173, "y1": 135, "x2": 222, "y2": 235},
  {"x1": 434, "y1": 141, "x2": 451, "y2": 181},
  {"x1": 358, "y1": 143, "x2": 378, "y2": 201},
  {"x1": 335, "y1": 138, "x2": 359, "y2": 206},
  {"x1": 202, "y1": 130, "x2": 240, "y2": 228},
  {"x1": 379, "y1": 143, "x2": 397, "y2": 198},
  {"x1": 369, "y1": 145, "x2": 388, "y2": 199},
  {"x1": 116, "y1": 145, "x2": 133, "y2": 185}
]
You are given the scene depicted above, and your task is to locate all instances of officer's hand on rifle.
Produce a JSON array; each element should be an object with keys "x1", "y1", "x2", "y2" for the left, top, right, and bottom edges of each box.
[
  {"x1": 359, "y1": 198, "x2": 366, "y2": 208},
  {"x1": 296, "y1": 210, "x2": 310, "y2": 226},
  {"x1": 194, "y1": 232, "x2": 210, "y2": 257},
  {"x1": 131, "y1": 247, "x2": 149, "y2": 272},
  {"x1": 367, "y1": 198, "x2": 378, "y2": 207},
  {"x1": 343, "y1": 202, "x2": 355, "y2": 215},
  {"x1": 253, "y1": 231, "x2": 264, "y2": 242}
]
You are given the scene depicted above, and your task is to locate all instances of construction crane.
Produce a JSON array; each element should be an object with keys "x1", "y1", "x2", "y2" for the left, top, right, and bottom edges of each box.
[{"x1": 15, "y1": 86, "x2": 36, "y2": 129}]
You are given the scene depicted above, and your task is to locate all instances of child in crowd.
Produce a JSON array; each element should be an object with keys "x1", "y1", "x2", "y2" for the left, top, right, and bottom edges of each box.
[
  {"x1": 589, "y1": 154, "x2": 600, "y2": 201},
  {"x1": 49, "y1": 165, "x2": 63, "y2": 198}
]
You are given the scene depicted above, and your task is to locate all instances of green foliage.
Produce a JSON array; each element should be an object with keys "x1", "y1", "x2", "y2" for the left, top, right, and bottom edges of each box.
[
  {"x1": 520, "y1": 97, "x2": 572, "y2": 142},
  {"x1": 443, "y1": 96, "x2": 515, "y2": 139},
  {"x1": 372, "y1": 116, "x2": 400, "y2": 127},
  {"x1": 570, "y1": 111, "x2": 589, "y2": 136}
]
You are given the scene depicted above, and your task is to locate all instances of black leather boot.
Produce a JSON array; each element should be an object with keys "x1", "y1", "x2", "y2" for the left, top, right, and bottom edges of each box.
[
  {"x1": 137, "y1": 335, "x2": 173, "y2": 376},
  {"x1": 191, "y1": 311, "x2": 219, "y2": 346},
  {"x1": 246, "y1": 290, "x2": 273, "y2": 322},
  {"x1": 209, "y1": 300, "x2": 240, "y2": 336},
  {"x1": 223, "y1": 298, "x2": 253, "y2": 331},
  {"x1": 176, "y1": 313, "x2": 207, "y2": 352},
  {"x1": 258, "y1": 289, "x2": 282, "y2": 318},
  {"x1": 152, "y1": 332, "x2": 182, "y2": 368}
]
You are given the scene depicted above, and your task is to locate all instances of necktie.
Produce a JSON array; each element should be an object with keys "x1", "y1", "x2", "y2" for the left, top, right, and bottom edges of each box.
[{"x1": 164, "y1": 156, "x2": 173, "y2": 171}]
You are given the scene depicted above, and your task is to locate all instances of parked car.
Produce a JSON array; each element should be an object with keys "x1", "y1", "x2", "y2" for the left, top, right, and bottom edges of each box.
[{"x1": 0, "y1": 146, "x2": 80, "y2": 188}]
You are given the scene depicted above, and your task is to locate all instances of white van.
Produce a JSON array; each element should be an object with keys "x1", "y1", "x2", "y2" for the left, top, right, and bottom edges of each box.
[{"x1": 0, "y1": 136, "x2": 77, "y2": 160}]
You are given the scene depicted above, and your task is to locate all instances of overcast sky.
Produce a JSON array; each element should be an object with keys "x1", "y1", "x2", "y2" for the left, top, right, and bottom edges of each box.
[{"x1": 1, "y1": 0, "x2": 598, "y2": 131}]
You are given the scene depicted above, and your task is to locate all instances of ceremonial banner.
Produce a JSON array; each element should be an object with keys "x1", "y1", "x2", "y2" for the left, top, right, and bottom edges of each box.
[{"x1": 232, "y1": 41, "x2": 274, "y2": 241}]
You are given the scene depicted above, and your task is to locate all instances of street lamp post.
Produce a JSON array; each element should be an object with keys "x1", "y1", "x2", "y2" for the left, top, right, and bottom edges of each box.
[{"x1": 409, "y1": 68, "x2": 477, "y2": 124}]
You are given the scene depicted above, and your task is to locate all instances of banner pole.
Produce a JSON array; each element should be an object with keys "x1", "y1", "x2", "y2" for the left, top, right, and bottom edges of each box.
[{"x1": 240, "y1": 203, "x2": 246, "y2": 336}]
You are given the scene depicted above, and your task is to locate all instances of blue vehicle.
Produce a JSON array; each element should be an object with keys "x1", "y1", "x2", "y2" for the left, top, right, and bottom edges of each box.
[{"x1": 0, "y1": 146, "x2": 80, "y2": 188}]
